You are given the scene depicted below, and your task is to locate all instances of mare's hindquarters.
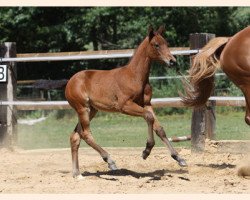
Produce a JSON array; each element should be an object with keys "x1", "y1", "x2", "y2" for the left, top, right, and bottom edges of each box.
[{"x1": 220, "y1": 27, "x2": 250, "y2": 125}]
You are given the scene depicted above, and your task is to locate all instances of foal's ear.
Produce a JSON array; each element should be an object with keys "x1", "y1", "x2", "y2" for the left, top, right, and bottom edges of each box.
[
  {"x1": 148, "y1": 25, "x2": 155, "y2": 41},
  {"x1": 157, "y1": 25, "x2": 165, "y2": 36}
]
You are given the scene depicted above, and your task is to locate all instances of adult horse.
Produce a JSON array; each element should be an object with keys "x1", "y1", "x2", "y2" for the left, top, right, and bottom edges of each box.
[
  {"x1": 182, "y1": 26, "x2": 250, "y2": 176},
  {"x1": 65, "y1": 26, "x2": 187, "y2": 179}
]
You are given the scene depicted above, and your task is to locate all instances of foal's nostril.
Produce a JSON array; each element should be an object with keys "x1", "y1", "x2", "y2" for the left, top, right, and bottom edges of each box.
[{"x1": 169, "y1": 59, "x2": 177, "y2": 66}]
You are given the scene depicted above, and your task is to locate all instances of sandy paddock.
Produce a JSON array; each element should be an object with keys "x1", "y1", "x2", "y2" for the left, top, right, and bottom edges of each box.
[{"x1": 0, "y1": 141, "x2": 249, "y2": 194}]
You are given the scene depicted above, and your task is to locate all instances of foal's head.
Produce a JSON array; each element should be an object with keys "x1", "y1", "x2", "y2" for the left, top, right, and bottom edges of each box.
[{"x1": 146, "y1": 26, "x2": 176, "y2": 66}]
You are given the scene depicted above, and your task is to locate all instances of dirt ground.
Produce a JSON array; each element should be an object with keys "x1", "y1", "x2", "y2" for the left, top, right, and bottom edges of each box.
[{"x1": 0, "y1": 141, "x2": 249, "y2": 194}]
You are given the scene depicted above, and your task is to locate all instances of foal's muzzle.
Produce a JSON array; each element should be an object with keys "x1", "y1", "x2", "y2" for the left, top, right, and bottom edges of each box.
[
  {"x1": 164, "y1": 57, "x2": 177, "y2": 67},
  {"x1": 169, "y1": 59, "x2": 177, "y2": 67}
]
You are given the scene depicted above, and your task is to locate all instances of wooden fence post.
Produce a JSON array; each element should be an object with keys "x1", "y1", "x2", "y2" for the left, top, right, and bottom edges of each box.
[
  {"x1": 0, "y1": 42, "x2": 17, "y2": 148},
  {"x1": 189, "y1": 33, "x2": 216, "y2": 152},
  {"x1": 205, "y1": 100, "x2": 216, "y2": 140}
]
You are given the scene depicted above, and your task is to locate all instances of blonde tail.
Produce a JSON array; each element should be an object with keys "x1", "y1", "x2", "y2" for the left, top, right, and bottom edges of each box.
[{"x1": 181, "y1": 37, "x2": 230, "y2": 107}]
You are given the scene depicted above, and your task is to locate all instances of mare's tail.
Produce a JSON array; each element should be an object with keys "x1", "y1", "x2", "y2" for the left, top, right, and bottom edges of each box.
[{"x1": 181, "y1": 37, "x2": 230, "y2": 107}]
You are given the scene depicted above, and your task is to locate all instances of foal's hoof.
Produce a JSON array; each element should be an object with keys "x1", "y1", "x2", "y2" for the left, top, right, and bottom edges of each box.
[
  {"x1": 171, "y1": 155, "x2": 187, "y2": 167},
  {"x1": 142, "y1": 150, "x2": 150, "y2": 160},
  {"x1": 74, "y1": 174, "x2": 84, "y2": 180},
  {"x1": 178, "y1": 158, "x2": 187, "y2": 167},
  {"x1": 109, "y1": 163, "x2": 118, "y2": 171}
]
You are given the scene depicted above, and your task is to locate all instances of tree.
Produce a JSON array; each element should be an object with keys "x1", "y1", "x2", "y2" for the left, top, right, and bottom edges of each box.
[{"x1": 0, "y1": 7, "x2": 247, "y2": 80}]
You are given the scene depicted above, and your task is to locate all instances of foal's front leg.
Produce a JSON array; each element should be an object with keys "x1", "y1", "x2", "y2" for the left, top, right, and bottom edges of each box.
[
  {"x1": 121, "y1": 100, "x2": 156, "y2": 159},
  {"x1": 144, "y1": 106, "x2": 187, "y2": 167},
  {"x1": 142, "y1": 111, "x2": 155, "y2": 160}
]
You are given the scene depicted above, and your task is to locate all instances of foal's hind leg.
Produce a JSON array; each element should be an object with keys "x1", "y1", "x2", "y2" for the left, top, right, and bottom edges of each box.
[
  {"x1": 77, "y1": 106, "x2": 117, "y2": 172},
  {"x1": 70, "y1": 108, "x2": 98, "y2": 179},
  {"x1": 70, "y1": 107, "x2": 116, "y2": 179},
  {"x1": 70, "y1": 124, "x2": 82, "y2": 179},
  {"x1": 70, "y1": 109, "x2": 97, "y2": 179},
  {"x1": 144, "y1": 106, "x2": 187, "y2": 166}
]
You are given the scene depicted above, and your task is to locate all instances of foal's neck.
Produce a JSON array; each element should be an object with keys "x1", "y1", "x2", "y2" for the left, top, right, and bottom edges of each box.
[{"x1": 127, "y1": 38, "x2": 151, "y2": 83}]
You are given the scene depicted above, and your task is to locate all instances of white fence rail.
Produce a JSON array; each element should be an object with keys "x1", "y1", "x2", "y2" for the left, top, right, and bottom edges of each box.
[
  {"x1": 1, "y1": 49, "x2": 199, "y2": 63},
  {"x1": 0, "y1": 36, "x2": 242, "y2": 149},
  {"x1": 149, "y1": 73, "x2": 226, "y2": 80},
  {"x1": 0, "y1": 96, "x2": 245, "y2": 110}
]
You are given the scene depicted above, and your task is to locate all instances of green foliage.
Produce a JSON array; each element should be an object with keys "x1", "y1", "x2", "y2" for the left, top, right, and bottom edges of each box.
[
  {"x1": 214, "y1": 72, "x2": 243, "y2": 97},
  {"x1": 18, "y1": 110, "x2": 45, "y2": 119},
  {"x1": 1, "y1": 7, "x2": 249, "y2": 81},
  {"x1": 54, "y1": 109, "x2": 75, "y2": 119},
  {"x1": 231, "y1": 7, "x2": 250, "y2": 32},
  {"x1": 1, "y1": 7, "x2": 250, "y2": 108}
]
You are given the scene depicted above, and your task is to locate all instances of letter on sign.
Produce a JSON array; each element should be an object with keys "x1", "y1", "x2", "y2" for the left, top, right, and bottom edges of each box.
[{"x1": 0, "y1": 65, "x2": 7, "y2": 82}]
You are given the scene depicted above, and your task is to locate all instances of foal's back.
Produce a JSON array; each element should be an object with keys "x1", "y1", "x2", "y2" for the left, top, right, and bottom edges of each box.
[{"x1": 65, "y1": 65, "x2": 133, "y2": 112}]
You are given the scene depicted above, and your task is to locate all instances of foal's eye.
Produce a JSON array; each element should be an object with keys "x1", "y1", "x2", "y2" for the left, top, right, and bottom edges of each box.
[{"x1": 154, "y1": 43, "x2": 160, "y2": 49}]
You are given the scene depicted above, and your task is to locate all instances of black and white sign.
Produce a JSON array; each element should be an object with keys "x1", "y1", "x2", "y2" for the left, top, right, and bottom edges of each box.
[{"x1": 0, "y1": 65, "x2": 7, "y2": 82}]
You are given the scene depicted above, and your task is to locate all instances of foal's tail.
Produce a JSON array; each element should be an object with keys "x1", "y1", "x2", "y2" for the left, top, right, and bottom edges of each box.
[{"x1": 181, "y1": 37, "x2": 230, "y2": 107}]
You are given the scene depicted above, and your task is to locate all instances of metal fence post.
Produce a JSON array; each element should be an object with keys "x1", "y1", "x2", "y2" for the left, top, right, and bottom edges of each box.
[
  {"x1": 189, "y1": 33, "x2": 216, "y2": 152},
  {"x1": 0, "y1": 42, "x2": 17, "y2": 148}
]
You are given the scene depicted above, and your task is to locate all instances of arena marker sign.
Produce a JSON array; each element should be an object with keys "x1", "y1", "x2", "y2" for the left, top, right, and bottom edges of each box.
[{"x1": 0, "y1": 65, "x2": 7, "y2": 82}]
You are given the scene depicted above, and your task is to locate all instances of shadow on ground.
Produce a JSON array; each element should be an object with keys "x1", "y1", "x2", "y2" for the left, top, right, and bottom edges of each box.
[
  {"x1": 196, "y1": 163, "x2": 236, "y2": 169},
  {"x1": 81, "y1": 168, "x2": 188, "y2": 181}
]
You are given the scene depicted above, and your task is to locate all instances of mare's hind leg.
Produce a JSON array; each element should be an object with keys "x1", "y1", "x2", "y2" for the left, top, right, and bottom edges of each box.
[
  {"x1": 143, "y1": 105, "x2": 187, "y2": 167},
  {"x1": 241, "y1": 86, "x2": 250, "y2": 125},
  {"x1": 77, "y1": 106, "x2": 117, "y2": 172}
]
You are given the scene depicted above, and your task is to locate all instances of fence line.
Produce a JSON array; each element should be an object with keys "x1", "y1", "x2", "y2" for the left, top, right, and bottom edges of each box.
[
  {"x1": 149, "y1": 73, "x2": 225, "y2": 80},
  {"x1": 1, "y1": 49, "x2": 199, "y2": 63},
  {"x1": 0, "y1": 96, "x2": 245, "y2": 110},
  {"x1": 0, "y1": 33, "x2": 242, "y2": 151},
  {"x1": 17, "y1": 73, "x2": 226, "y2": 85}
]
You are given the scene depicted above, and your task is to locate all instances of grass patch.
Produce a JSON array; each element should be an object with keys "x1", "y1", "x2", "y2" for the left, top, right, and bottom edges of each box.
[
  {"x1": 216, "y1": 111, "x2": 249, "y2": 140},
  {"x1": 17, "y1": 110, "x2": 249, "y2": 150}
]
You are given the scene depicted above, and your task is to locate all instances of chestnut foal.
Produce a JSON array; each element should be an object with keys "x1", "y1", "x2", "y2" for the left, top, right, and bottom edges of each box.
[{"x1": 65, "y1": 26, "x2": 187, "y2": 179}]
